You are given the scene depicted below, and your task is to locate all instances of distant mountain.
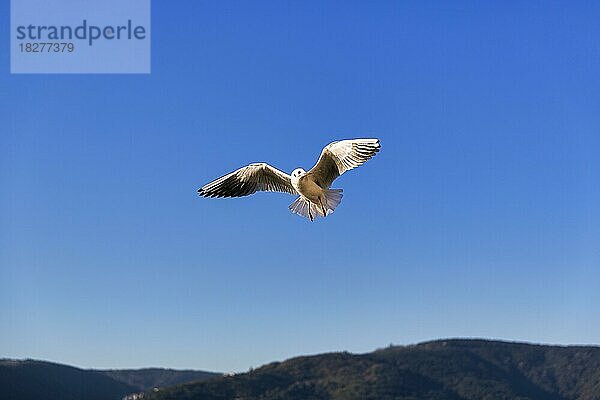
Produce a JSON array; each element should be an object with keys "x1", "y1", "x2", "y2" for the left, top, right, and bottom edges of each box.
[
  {"x1": 147, "y1": 339, "x2": 600, "y2": 400},
  {"x1": 98, "y1": 368, "x2": 221, "y2": 391},
  {"x1": 0, "y1": 359, "x2": 137, "y2": 400},
  {"x1": 0, "y1": 359, "x2": 220, "y2": 400}
]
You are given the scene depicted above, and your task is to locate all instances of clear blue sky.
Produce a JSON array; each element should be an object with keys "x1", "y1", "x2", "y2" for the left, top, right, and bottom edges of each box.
[{"x1": 1, "y1": 1, "x2": 599, "y2": 372}]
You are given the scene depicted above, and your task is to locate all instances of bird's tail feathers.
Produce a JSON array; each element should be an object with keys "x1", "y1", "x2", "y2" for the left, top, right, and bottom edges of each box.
[
  {"x1": 289, "y1": 197, "x2": 317, "y2": 221},
  {"x1": 322, "y1": 188, "x2": 343, "y2": 215},
  {"x1": 288, "y1": 189, "x2": 343, "y2": 221}
]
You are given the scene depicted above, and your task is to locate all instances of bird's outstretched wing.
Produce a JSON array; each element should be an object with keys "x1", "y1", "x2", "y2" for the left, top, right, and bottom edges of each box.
[
  {"x1": 306, "y1": 139, "x2": 380, "y2": 188},
  {"x1": 198, "y1": 163, "x2": 297, "y2": 198}
]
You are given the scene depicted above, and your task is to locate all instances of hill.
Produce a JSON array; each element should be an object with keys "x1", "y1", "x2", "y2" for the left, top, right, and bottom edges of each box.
[
  {"x1": 147, "y1": 339, "x2": 600, "y2": 400},
  {"x1": 98, "y1": 368, "x2": 221, "y2": 391},
  {"x1": 0, "y1": 359, "x2": 137, "y2": 400},
  {"x1": 0, "y1": 359, "x2": 220, "y2": 400}
]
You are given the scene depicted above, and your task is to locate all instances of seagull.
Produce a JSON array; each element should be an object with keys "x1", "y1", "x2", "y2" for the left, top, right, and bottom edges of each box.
[{"x1": 198, "y1": 138, "x2": 380, "y2": 221}]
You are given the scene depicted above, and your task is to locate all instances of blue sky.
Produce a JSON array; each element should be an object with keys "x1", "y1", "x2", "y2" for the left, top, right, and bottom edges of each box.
[{"x1": 1, "y1": 1, "x2": 599, "y2": 372}]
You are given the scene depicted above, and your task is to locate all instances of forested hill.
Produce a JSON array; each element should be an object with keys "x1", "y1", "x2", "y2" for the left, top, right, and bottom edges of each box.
[
  {"x1": 148, "y1": 339, "x2": 600, "y2": 400},
  {"x1": 0, "y1": 359, "x2": 220, "y2": 400},
  {"x1": 99, "y1": 368, "x2": 221, "y2": 391},
  {"x1": 0, "y1": 359, "x2": 137, "y2": 400}
]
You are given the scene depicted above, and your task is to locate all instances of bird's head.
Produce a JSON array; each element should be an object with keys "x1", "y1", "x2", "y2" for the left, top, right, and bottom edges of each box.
[{"x1": 291, "y1": 168, "x2": 306, "y2": 179}]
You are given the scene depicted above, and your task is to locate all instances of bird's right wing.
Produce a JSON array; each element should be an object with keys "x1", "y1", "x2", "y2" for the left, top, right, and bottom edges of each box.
[{"x1": 198, "y1": 163, "x2": 297, "y2": 198}]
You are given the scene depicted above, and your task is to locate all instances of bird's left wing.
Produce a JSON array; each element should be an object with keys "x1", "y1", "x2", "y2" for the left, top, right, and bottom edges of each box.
[
  {"x1": 198, "y1": 163, "x2": 297, "y2": 198},
  {"x1": 306, "y1": 138, "x2": 380, "y2": 188}
]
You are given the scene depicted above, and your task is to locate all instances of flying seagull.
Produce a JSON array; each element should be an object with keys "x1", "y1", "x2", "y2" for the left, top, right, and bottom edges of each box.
[{"x1": 198, "y1": 138, "x2": 380, "y2": 221}]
